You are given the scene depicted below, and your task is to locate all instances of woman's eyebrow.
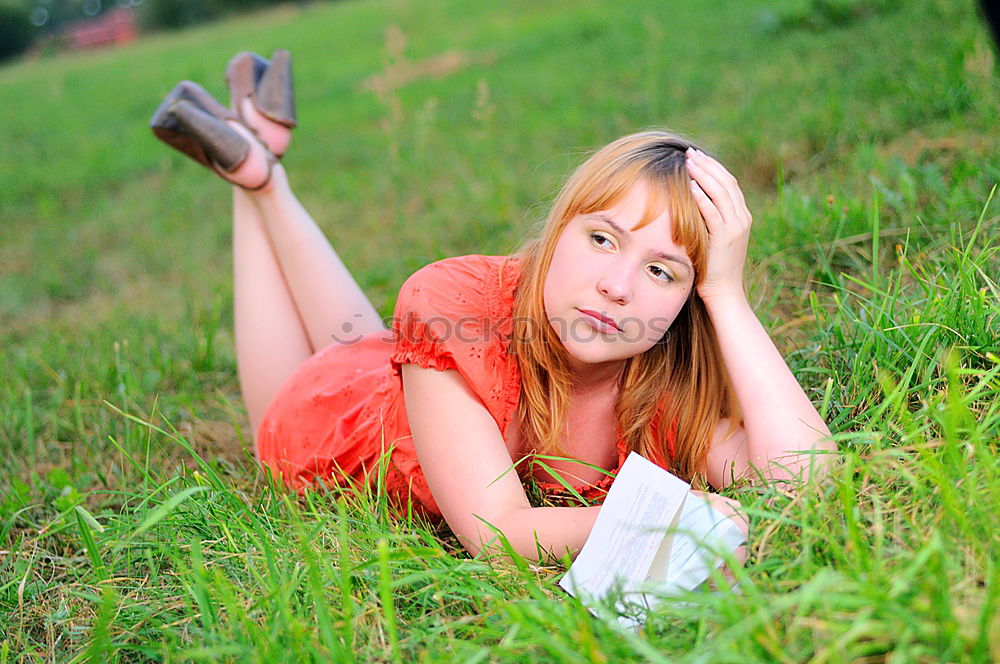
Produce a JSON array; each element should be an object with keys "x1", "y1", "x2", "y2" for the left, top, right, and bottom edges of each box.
[{"x1": 591, "y1": 214, "x2": 692, "y2": 273}]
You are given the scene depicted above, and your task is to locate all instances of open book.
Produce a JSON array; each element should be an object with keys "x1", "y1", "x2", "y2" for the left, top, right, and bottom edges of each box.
[{"x1": 559, "y1": 452, "x2": 746, "y2": 630}]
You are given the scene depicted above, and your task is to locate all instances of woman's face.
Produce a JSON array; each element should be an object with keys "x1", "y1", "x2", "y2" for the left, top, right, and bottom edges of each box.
[{"x1": 543, "y1": 180, "x2": 695, "y2": 380}]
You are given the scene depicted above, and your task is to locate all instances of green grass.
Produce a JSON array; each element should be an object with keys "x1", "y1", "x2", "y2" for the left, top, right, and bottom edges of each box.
[{"x1": 1, "y1": 0, "x2": 998, "y2": 660}]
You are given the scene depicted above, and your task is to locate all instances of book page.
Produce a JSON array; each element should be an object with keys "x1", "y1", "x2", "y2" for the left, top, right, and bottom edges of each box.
[
  {"x1": 559, "y1": 452, "x2": 746, "y2": 629},
  {"x1": 662, "y1": 494, "x2": 746, "y2": 591},
  {"x1": 559, "y1": 452, "x2": 689, "y2": 599}
]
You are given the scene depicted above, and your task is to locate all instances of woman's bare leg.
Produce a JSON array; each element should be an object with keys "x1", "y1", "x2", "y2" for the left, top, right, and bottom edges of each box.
[
  {"x1": 224, "y1": 113, "x2": 383, "y2": 438},
  {"x1": 232, "y1": 186, "x2": 313, "y2": 439},
  {"x1": 246, "y1": 163, "x2": 386, "y2": 351}
]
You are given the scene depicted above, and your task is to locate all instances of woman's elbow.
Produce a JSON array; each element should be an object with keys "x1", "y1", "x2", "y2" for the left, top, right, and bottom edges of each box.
[
  {"x1": 773, "y1": 436, "x2": 838, "y2": 487},
  {"x1": 451, "y1": 507, "x2": 527, "y2": 561}
]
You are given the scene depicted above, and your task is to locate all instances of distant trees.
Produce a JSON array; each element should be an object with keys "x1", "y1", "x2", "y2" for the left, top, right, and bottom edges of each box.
[
  {"x1": 0, "y1": 5, "x2": 35, "y2": 60},
  {"x1": 140, "y1": 0, "x2": 291, "y2": 29},
  {"x1": 0, "y1": 0, "x2": 296, "y2": 63},
  {"x1": 1, "y1": 0, "x2": 138, "y2": 61},
  {"x1": 142, "y1": 0, "x2": 214, "y2": 29}
]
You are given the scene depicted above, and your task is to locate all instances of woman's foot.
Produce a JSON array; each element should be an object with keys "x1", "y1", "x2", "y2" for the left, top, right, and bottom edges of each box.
[
  {"x1": 240, "y1": 97, "x2": 292, "y2": 159},
  {"x1": 150, "y1": 81, "x2": 275, "y2": 191},
  {"x1": 226, "y1": 50, "x2": 295, "y2": 158},
  {"x1": 222, "y1": 120, "x2": 275, "y2": 191}
]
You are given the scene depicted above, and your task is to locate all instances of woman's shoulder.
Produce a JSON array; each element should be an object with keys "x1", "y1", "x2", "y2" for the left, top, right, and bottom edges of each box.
[
  {"x1": 396, "y1": 254, "x2": 521, "y2": 316},
  {"x1": 404, "y1": 253, "x2": 520, "y2": 287},
  {"x1": 390, "y1": 254, "x2": 522, "y2": 410}
]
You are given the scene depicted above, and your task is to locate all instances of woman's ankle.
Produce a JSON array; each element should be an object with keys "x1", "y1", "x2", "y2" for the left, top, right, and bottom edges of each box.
[
  {"x1": 224, "y1": 121, "x2": 273, "y2": 190},
  {"x1": 239, "y1": 161, "x2": 288, "y2": 198}
]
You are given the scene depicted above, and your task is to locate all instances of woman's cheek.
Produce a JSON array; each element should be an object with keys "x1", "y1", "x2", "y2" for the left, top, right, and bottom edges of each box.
[{"x1": 623, "y1": 315, "x2": 671, "y2": 345}]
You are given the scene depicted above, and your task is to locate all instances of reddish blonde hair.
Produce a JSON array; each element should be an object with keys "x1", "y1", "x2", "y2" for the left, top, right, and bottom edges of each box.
[{"x1": 511, "y1": 130, "x2": 741, "y2": 485}]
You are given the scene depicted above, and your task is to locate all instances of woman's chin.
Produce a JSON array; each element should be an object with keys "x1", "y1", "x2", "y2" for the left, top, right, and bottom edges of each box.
[{"x1": 561, "y1": 341, "x2": 629, "y2": 371}]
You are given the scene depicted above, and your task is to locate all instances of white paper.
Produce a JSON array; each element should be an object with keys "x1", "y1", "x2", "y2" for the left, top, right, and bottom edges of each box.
[
  {"x1": 559, "y1": 452, "x2": 746, "y2": 629},
  {"x1": 663, "y1": 494, "x2": 746, "y2": 591}
]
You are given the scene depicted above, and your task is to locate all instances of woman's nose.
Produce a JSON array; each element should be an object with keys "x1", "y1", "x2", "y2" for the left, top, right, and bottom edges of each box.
[{"x1": 597, "y1": 271, "x2": 631, "y2": 305}]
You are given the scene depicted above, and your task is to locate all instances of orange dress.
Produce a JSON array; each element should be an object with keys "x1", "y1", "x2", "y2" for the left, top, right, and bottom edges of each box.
[{"x1": 255, "y1": 254, "x2": 675, "y2": 520}]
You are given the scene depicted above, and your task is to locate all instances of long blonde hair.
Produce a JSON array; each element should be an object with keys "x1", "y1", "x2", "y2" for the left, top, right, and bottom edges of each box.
[{"x1": 511, "y1": 130, "x2": 741, "y2": 485}]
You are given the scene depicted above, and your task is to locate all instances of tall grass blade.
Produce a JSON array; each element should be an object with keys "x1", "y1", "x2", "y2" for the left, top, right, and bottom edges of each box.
[
  {"x1": 74, "y1": 507, "x2": 106, "y2": 581},
  {"x1": 129, "y1": 486, "x2": 208, "y2": 540}
]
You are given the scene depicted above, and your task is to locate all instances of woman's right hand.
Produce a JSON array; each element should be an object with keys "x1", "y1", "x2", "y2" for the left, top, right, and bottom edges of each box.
[{"x1": 689, "y1": 489, "x2": 749, "y2": 569}]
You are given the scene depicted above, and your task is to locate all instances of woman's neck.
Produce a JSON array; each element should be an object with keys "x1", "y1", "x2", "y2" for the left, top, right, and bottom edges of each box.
[{"x1": 567, "y1": 358, "x2": 625, "y2": 394}]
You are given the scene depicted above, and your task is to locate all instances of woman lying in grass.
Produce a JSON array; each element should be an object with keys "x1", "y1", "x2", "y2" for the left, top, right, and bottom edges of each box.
[{"x1": 150, "y1": 50, "x2": 834, "y2": 563}]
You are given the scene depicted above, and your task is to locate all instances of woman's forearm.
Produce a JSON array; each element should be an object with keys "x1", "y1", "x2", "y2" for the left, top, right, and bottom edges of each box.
[
  {"x1": 704, "y1": 292, "x2": 835, "y2": 481},
  {"x1": 479, "y1": 504, "x2": 603, "y2": 563},
  {"x1": 684, "y1": 148, "x2": 833, "y2": 483}
]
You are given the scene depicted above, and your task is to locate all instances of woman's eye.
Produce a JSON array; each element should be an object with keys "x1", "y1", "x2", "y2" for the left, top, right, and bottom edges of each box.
[
  {"x1": 648, "y1": 265, "x2": 674, "y2": 282},
  {"x1": 590, "y1": 233, "x2": 614, "y2": 249}
]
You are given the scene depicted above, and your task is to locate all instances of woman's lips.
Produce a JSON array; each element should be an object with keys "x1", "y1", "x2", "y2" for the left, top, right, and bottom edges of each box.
[{"x1": 577, "y1": 308, "x2": 621, "y2": 334}]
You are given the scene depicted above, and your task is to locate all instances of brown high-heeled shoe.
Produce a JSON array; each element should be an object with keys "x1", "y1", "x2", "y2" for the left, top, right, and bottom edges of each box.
[
  {"x1": 150, "y1": 81, "x2": 275, "y2": 191},
  {"x1": 226, "y1": 50, "x2": 296, "y2": 157}
]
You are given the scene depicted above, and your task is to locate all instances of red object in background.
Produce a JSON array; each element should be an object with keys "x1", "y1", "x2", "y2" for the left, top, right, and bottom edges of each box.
[{"x1": 67, "y1": 8, "x2": 137, "y2": 49}]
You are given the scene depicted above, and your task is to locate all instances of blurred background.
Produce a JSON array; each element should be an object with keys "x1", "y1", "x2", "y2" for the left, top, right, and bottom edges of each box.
[
  {"x1": 1, "y1": 0, "x2": 998, "y2": 493},
  {"x1": 1, "y1": 0, "x2": 295, "y2": 58},
  {"x1": 1, "y1": 0, "x2": 998, "y2": 659},
  {"x1": 1, "y1": 0, "x2": 997, "y2": 478}
]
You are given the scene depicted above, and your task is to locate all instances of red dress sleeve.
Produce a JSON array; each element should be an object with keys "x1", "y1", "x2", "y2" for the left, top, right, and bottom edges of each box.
[{"x1": 389, "y1": 254, "x2": 517, "y2": 420}]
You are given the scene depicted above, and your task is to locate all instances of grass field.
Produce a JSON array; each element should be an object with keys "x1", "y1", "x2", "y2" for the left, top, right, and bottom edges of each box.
[{"x1": 1, "y1": 0, "x2": 998, "y2": 660}]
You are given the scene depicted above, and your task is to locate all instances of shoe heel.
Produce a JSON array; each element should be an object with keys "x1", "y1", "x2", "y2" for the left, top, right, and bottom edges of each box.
[
  {"x1": 169, "y1": 99, "x2": 249, "y2": 173},
  {"x1": 226, "y1": 52, "x2": 268, "y2": 109},
  {"x1": 256, "y1": 49, "x2": 296, "y2": 128}
]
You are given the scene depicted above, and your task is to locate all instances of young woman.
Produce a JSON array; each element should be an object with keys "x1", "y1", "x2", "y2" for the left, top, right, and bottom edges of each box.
[{"x1": 150, "y1": 51, "x2": 835, "y2": 563}]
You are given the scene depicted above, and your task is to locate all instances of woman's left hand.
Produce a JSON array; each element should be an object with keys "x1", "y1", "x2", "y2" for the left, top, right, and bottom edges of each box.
[{"x1": 685, "y1": 148, "x2": 753, "y2": 305}]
